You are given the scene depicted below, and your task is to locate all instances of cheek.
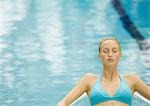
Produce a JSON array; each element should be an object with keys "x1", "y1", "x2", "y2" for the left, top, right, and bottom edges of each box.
[
  {"x1": 115, "y1": 54, "x2": 121, "y2": 60},
  {"x1": 101, "y1": 56, "x2": 107, "y2": 60}
]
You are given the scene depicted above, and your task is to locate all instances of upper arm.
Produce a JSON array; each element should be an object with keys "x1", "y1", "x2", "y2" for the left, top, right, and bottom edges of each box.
[
  {"x1": 58, "y1": 73, "x2": 90, "y2": 106},
  {"x1": 133, "y1": 75, "x2": 150, "y2": 100}
]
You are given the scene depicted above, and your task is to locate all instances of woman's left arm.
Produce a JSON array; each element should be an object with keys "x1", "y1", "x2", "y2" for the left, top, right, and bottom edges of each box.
[{"x1": 134, "y1": 75, "x2": 150, "y2": 100}]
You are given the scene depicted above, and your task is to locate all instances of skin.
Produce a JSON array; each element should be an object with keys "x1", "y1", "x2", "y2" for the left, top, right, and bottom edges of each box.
[{"x1": 57, "y1": 39, "x2": 150, "y2": 106}]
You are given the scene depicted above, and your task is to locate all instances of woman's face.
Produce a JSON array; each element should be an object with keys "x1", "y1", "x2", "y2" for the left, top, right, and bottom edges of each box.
[{"x1": 99, "y1": 39, "x2": 122, "y2": 66}]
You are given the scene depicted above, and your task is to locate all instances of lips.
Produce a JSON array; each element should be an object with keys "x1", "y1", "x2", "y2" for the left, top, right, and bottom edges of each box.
[{"x1": 107, "y1": 59, "x2": 114, "y2": 61}]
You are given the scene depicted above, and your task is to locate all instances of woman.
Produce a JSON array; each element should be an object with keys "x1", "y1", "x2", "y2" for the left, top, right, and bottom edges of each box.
[{"x1": 57, "y1": 37, "x2": 150, "y2": 106}]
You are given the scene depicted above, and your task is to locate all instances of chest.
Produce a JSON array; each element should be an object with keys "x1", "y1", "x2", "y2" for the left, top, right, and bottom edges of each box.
[
  {"x1": 89, "y1": 78, "x2": 133, "y2": 106},
  {"x1": 101, "y1": 80, "x2": 121, "y2": 97}
]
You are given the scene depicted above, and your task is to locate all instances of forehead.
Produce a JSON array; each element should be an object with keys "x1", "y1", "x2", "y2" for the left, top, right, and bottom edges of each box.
[{"x1": 101, "y1": 39, "x2": 119, "y2": 49}]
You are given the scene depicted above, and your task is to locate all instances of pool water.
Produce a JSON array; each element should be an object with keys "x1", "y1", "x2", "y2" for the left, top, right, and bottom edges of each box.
[{"x1": 0, "y1": 0, "x2": 149, "y2": 106}]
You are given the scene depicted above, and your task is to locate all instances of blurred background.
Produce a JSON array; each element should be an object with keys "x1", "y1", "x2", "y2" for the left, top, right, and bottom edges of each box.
[{"x1": 0, "y1": 0, "x2": 149, "y2": 106}]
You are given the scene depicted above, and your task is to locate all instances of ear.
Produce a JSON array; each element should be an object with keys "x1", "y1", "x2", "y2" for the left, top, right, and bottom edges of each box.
[
  {"x1": 98, "y1": 53, "x2": 101, "y2": 58},
  {"x1": 119, "y1": 52, "x2": 122, "y2": 58}
]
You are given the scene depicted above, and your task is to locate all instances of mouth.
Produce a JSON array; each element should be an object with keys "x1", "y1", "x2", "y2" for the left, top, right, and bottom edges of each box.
[{"x1": 107, "y1": 59, "x2": 114, "y2": 62}]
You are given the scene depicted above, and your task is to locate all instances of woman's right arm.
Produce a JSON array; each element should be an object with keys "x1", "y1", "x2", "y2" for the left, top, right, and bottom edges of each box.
[{"x1": 57, "y1": 73, "x2": 90, "y2": 106}]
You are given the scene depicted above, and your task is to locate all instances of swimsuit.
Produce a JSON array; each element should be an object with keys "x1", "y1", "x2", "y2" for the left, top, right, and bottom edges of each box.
[{"x1": 89, "y1": 74, "x2": 132, "y2": 106}]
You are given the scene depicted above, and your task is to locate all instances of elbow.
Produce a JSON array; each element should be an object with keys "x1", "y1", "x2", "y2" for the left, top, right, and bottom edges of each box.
[
  {"x1": 148, "y1": 87, "x2": 150, "y2": 100},
  {"x1": 57, "y1": 101, "x2": 67, "y2": 106}
]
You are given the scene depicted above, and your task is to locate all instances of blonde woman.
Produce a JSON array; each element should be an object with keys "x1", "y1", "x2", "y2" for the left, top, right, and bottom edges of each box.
[{"x1": 57, "y1": 37, "x2": 150, "y2": 106}]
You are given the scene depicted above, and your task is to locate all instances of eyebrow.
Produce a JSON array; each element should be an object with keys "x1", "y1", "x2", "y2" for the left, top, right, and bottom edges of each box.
[
  {"x1": 112, "y1": 47, "x2": 117, "y2": 49},
  {"x1": 103, "y1": 47, "x2": 118, "y2": 49}
]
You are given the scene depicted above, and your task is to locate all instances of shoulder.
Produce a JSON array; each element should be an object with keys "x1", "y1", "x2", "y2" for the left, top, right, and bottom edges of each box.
[
  {"x1": 81, "y1": 73, "x2": 98, "y2": 85},
  {"x1": 82, "y1": 73, "x2": 99, "y2": 91},
  {"x1": 77, "y1": 73, "x2": 98, "y2": 83},
  {"x1": 123, "y1": 74, "x2": 141, "y2": 86},
  {"x1": 123, "y1": 74, "x2": 140, "y2": 81},
  {"x1": 123, "y1": 74, "x2": 150, "y2": 99},
  {"x1": 122, "y1": 74, "x2": 141, "y2": 92},
  {"x1": 83, "y1": 73, "x2": 98, "y2": 80}
]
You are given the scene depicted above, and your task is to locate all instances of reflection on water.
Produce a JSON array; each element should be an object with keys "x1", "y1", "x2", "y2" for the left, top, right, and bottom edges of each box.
[{"x1": 0, "y1": 0, "x2": 149, "y2": 106}]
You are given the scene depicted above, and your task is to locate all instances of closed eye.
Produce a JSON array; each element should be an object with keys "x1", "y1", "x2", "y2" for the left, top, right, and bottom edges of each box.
[
  {"x1": 103, "y1": 49, "x2": 109, "y2": 53},
  {"x1": 112, "y1": 48, "x2": 118, "y2": 53}
]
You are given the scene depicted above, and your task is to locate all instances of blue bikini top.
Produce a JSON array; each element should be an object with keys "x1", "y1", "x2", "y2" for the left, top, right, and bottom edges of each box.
[{"x1": 89, "y1": 74, "x2": 133, "y2": 106}]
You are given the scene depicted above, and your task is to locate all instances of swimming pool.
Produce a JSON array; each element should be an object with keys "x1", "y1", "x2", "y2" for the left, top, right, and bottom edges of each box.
[{"x1": 0, "y1": 0, "x2": 149, "y2": 106}]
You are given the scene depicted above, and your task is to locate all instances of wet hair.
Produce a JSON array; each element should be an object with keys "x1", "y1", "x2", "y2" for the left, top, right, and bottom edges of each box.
[{"x1": 98, "y1": 37, "x2": 121, "y2": 53}]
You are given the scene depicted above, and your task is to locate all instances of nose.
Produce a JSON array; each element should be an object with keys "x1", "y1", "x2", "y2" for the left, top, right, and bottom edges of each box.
[{"x1": 108, "y1": 51, "x2": 113, "y2": 57}]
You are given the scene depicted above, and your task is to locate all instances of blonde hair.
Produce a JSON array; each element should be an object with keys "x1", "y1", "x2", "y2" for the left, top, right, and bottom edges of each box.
[{"x1": 99, "y1": 37, "x2": 121, "y2": 53}]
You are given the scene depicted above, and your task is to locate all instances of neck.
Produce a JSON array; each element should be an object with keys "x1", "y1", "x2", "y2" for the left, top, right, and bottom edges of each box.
[{"x1": 102, "y1": 66, "x2": 119, "y2": 81}]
